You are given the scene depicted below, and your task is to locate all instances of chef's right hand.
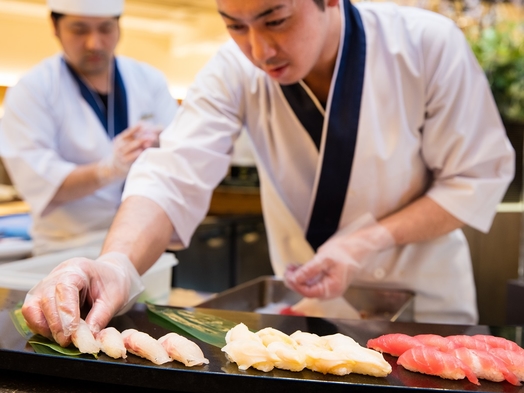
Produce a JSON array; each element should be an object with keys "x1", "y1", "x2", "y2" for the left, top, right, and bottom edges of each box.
[
  {"x1": 21, "y1": 252, "x2": 144, "y2": 347},
  {"x1": 96, "y1": 123, "x2": 156, "y2": 184}
]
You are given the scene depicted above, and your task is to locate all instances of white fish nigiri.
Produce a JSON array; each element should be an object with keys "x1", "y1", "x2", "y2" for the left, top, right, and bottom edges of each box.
[
  {"x1": 257, "y1": 327, "x2": 298, "y2": 347},
  {"x1": 290, "y1": 331, "x2": 328, "y2": 349},
  {"x1": 122, "y1": 329, "x2": 172, "y2": 365},
  {"x1": 222, "y1": 339, "x2": 274, "y2": 372},
  {"x1": 71, "y1": 319, "x2": 99, "y2": 355},
  {"x1": 158, "y1": 333, "x2": 209, "y2": 367},
  {"x1": 96, "y1": 327, "x2": 127, "y2": 359},
  {"x1": 325, "y1": 334, "x2": 391, "y2": 377},
  {"x1": 267, "y1": 341, "x2": 307, "y2": 372},
  {"x1": 302, "y1": 346, "x2": 355, "y2": 375},
  {"x1": 225, "y1": 323, "x2": 261, "y2": 344}
]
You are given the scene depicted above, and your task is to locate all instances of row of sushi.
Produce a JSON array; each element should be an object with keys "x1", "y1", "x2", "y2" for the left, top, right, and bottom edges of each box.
[
  {"x1": 367, "y1": 333, "x2": 524, "y2": 386},
  {"x1": 221, "y1": 323, "x2": 392, "y2": 377},
  {"x1": 71, "y1": 319, "x2": 209, "y2": 366}
]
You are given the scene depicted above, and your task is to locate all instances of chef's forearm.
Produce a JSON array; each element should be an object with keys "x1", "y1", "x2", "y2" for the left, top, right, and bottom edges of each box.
[
  {"x1": 51, "y1": 163, "x2": 107, "y2": 203},
  {"x1": 378, "y1": 195, "x2": 464, "y2": 246},
  {"x1": 101, "y1": 195, "x2": 174, "y2": 275}
]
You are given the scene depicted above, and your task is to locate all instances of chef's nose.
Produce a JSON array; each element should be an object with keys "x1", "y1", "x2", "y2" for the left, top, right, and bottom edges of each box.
[
  {"x1": 85, "y1": 31, "x2": 103, "y2": 50},
  {"x1": 249, "y1": 30, "x2": 277, "y2": 64}
]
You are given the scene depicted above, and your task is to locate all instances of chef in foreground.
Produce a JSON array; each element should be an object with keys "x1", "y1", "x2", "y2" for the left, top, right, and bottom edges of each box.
[
  {"x1": 0, "y1": 0, "x2": 177, "y2": 255},
  {"x1": 22, "y1": 0, "x2": 514, "y2": 346}
]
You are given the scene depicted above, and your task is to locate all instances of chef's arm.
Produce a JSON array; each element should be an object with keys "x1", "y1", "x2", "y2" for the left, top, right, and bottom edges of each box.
[
  {"x1": 378, "y1": 195, "x2": 465, "y2": 245},
  {"x1": 101, "y1": 195, "x2": 174, "y2": 274},
  {"x1": 51, "y1": 162, "x2": 110, "y2": 203}
]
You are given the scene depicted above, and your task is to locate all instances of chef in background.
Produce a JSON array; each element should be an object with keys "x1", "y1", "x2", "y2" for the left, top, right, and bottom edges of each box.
[
  {"x1": 0, "y1": 0, "x2": 177, "y2": 255},
  {"x1": 22, "y1": 0, "x2": 514, "y2": 346}
]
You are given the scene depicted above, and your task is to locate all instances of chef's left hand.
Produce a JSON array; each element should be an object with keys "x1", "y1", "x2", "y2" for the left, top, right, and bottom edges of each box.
[{"x1": 284, "y1": 223, "x2": 395, "y2": 299}]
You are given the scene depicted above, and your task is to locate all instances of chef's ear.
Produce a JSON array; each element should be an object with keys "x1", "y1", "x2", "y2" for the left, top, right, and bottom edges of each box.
[
  {"x1": 50, "y1": 11, "x2": 63, "y2": 38},
  {"x1": 326, "y1": 0, "x2": 340, "y2": 7}
]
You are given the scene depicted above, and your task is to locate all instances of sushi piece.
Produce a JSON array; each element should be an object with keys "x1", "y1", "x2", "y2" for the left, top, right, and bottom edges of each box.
[
  {"x1": 122, "y1": 329, "x2": 172, "y2": 365},
  {"x1": 158, "y1": 333, "x2": 209, "y2": 367},
  {"x1": 446, "y1": 335, "x2": 492, "y2": 352},
  {"x1": 221, "y1": 339, "x2": 274, "y2": 372},
  {"x1": 491, "y1": 347, "x2": 524, "y2": 381},
  {"x1": 398, "y1": 346, "x2": 480, "y2": 385},
  {"x1": 450, "y1": 347, "x2": 520, "y2": 386},
  {"x1": 301, "y1": 345, "x2": 355, "y2": 376},
  {"x1": 367, "y1": 333, "x2": 422, "y2": 357},
  {"x1": 225, "y1": 323, "x2": 261, "y2": 344},
  {"x1": 472, "y1": 335, "x2": 524, "y2": 354},
  {"x1": 414, "y1": 334, "x2": 456, "y2": 352},
  {"x1": 290, "y1": 331, "x2": 328, "y2": 349},
  {"x1": 325, "y1": 334, "x2": 391, "y2": 377},
  {"x1": 71, "y1": 319, "x2": 99, "y2": 355},
  {"x1": 96, "y1": 327, "x2": 126, "y2": 359},
  {"x1": 266, "y1": 341, "x2": 307, "y2": 372},
  {"x1": 257, "y1": 327, "x2": 298, "y2": 347}
]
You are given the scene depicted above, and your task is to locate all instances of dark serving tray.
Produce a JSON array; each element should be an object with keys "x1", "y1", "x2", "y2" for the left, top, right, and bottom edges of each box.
[{"x1": 0, "y1": 287, "x2": 523, "y2": 393}]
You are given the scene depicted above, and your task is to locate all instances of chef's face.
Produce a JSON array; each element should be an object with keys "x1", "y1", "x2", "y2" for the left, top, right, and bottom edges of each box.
[
  {"x1": 216, "y1": 0, "x2": 339, "y2": 85},
  {"x1": 53, "y1": 15, "x2": 120, "y2": 76}
]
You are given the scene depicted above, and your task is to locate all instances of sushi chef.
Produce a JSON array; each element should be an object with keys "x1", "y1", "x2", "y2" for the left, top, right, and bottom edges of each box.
[
  {"x1": 22, "y1": 0, "x2": 514, "y2": 346},
  {"x1": 0, "y1": 0, "x2": 178, "y2": 255}
]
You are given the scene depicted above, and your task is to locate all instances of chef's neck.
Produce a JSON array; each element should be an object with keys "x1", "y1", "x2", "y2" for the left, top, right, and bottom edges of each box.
[
  {"x1": 68, "y1": 63, "x2": 112, "y2": 94},
  {"x1": 302, "y1": 4, "x2": 341, "y2": 105}
]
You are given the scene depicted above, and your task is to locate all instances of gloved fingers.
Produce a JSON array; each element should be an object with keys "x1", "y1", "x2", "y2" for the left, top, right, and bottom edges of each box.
[
  {"x1": 284, "y1": 257, "x2": 326, "y2": 289},
  {"x1": 85, "y1": 297, "x2": 118, "y2": 335},
  {"x1": 21, "y1": 295, "x2": 53, "y2": 341},
  {"x1": 116, "y1": 137, "x2": 146, "y2": 158},
  {"x1": 116, "y1": 123, "x2": 143, "y2": 141}
]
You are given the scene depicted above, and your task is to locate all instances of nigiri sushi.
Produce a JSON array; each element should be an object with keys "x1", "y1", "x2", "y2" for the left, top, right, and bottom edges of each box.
[
  {"x1": 221, "y1": 339, "x2": 274, "y2": 372},
  {"x1": 71, "y1": 319, "x2": 99, "y2": 355},
  {"x1": 266, "y1": 341, "x2": 307, "y2": 372},
  {"x1": 122, "y1": 329, "x2": 172, "y2": 365},
  {"x1": 290, "y1": 331, "x2": 328, "y2": 349},
  {"x1": 158, "y1": 333, "x2": 209, "y2": 367},
  {"x1": 96, "y1": 327, "x2": 126, "y2": 359},
  {"x1": 398, "y1": 346, "x2": 479, "y2": 385},
  {"x1": 446, "y1": 335, "x2": 492, "y2": 352},
  {"x1": 472, "y1": 335, "x2": 524, "y2": 354},
  {"x1": 367, "y1": 333, "x2": 422, "y2": 357},
  {"x1": 301, "y1": 345, "x2": 355, "y2": 376},
  {"x1": 225, "y1": 323, "x2": 261, "y2": 344},
  {"x1": 257, "y1": 327, "x2": 298, "y2": 347},
  {"x1": 450, "y1": 347, "x2": 520, "y2": 386},
  {"x1": 414, "y1": 334, "x2": 456, "y2": 352},
  {"x1": 325, "y1": 334, "x2": 391, "y2": 378},
  {"x1": 491, "y1": 347, "x2": 524, "y2": 381}
]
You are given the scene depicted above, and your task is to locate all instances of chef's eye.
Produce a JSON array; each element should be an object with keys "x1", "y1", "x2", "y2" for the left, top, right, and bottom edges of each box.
[
  {"x1": 227, "y1": 23, "x2": 247, "y2": 32},
  {"x1": 266, "y1": 18, "x2": 286, "y2": 27}
]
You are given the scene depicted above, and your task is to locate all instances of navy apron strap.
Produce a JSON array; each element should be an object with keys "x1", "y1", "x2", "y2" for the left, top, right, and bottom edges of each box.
[
  {"x1": 113, "y1": 59, "x2": 129, "y2": 137},
  {"x1": 280, "y1": 83, "x2": 324, "y2": 150},
  {"x1": 306, "y1": 0, "x2": 367, "y2": 251},
  {"x1": 65, "y1": 58, "x2": 128, "y2": 138}
]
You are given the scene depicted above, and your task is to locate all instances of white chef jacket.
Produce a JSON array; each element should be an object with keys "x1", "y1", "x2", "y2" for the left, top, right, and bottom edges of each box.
[
  {"x1": 124, "y1": 2, "x2": 514, "y2": 324},
  {"x1": 0, "y1": 55, "x2": 177, "y2": 255}
]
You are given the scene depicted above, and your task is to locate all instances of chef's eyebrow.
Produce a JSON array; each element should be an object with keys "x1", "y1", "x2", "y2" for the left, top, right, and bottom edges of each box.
[{"x1": 218, "y1": 5, "x2": 285, "y2": 22}]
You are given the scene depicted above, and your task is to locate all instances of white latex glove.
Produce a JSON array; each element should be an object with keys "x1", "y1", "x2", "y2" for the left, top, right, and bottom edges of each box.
[
  {"x1": 284, "y1": 219, "x2": 395, "y2": 299},
  {"x1": 96, "y1": 122, "x2": 162, "y2": 185},
  {"x1": 21, "y1": 252, "x2": 144, "y2": 347}
]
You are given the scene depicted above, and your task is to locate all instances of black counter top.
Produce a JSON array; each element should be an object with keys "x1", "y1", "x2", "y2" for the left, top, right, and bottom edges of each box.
[{"x1": 1, "y1": 288, "x2": 523, "y2": 393}]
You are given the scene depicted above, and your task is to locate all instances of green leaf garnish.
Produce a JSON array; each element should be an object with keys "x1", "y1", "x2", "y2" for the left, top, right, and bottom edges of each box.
[{"x1": 147, "y1": 304, "x2": 238, "y2": 348}]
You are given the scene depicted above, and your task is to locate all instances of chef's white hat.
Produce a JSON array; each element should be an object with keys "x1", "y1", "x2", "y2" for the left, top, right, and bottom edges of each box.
[{"x1": 47, "y1": 0, "x2": 124, "y2": 17}]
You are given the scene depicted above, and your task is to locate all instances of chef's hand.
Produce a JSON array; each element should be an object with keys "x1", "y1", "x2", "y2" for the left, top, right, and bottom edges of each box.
[
  {"x1": 21, "y1": 252, "x2": 144, "y2": 347},
  {"x1": 284, "y1": 224, "x2": 395, "y2": 299},
  {"x1": 96, "y1": 122, "x2": 162, "y2": 184}
]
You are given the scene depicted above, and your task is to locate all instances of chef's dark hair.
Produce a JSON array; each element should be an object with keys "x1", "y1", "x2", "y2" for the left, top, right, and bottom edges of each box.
[{"x1": 313, "y1": 0, "x2": 326, "y2": 10}]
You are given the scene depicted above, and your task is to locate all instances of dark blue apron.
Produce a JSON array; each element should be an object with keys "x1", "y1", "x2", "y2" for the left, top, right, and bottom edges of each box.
[
  {"x1": 65, "y1": 58, "x2": 129, "y2": 139},
  {"x1": 280, "y1": 0, "x2": 366, "y2": 251}
]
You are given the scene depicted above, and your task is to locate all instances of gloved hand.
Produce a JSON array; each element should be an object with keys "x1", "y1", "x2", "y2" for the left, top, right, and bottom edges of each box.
[
  {"x1": 96, "y1": 122, "x2": 162, "y2": 185},
  {"x1": 284, "y1": 221, "x2": 395, "y2": 299},
  {"x1": 21, "y1": 252, "x2": 144, "y2": 347}
]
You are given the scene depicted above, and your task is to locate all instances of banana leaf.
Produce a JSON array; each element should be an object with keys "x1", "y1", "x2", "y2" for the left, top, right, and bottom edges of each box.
[
  {"x1": 146, "y1": 303, "x2": 239, "y2": 348},
  {"x1": 10, "y1": 305, "x2": 95, "y2": 358}
]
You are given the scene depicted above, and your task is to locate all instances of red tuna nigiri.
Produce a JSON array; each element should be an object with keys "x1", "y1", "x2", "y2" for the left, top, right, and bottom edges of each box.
[
  {"x1": 398, "y1": 346, "x2": 480, "y2": 385},
  {"x1": 367, "y1": 333, "x2": 422, "y2": 357},
  {"x1": 415, "y1": 334, "x2": 457, "y2": 352},
  {"x1": 450, "y1": 347, "x2": 520, "y2": 386},
  {"x1": 472, "y1": 335, "x2": 524, "y2": 354},
  {"x1": 446, "y1": 335, "x2": 492, "y2": 352},
  {"x1": 491, "y1": 347, "x2": 524, "y2": 381}
]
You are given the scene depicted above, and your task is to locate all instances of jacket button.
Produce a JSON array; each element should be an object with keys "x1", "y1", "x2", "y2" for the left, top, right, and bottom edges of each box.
[{"x1": 373, "y1": 268, "x2": 386, "y2": 280}]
